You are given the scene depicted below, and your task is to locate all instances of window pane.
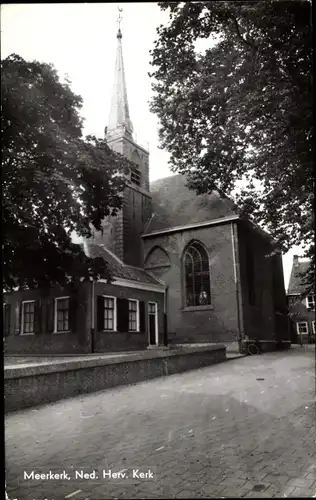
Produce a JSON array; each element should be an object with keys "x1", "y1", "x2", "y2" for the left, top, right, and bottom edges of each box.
[
  {"x1": 185, "y1": 243, "x2": 210, "y2": 307},
  {"x1": 129, "y1": 301, "x2": 137, "y2": 312},
  {"x1": 23, "y1": 302, "x2": 35, "y2": 333},
  {"x1": 56, "y1": 298, "x2": 69, "y2": 332},
  {"x1": 106, "y1": 318, "x2": 113, "y2": 330},
  {"x1": 298, "y1": 323, "x2": 308, "y2": 334},
  {"x1": 128, "y1": 301, "x2": 137, "y2": 331},
  {"x1": 104, "y1": 297, "x2": 115, "y2": 330}
]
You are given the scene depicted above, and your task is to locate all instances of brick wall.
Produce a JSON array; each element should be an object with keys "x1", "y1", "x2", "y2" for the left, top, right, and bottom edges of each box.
[
  {"x1": 121, "y1": 132, "x2": 152, "y2": 266},
  {"x1": 4, "y1": 283, "x2": 91, "y2": 354},
  {"x1": 93, "y1": 282, "x2": 165, "y2": 352},
  {"x1": 122, "y1": 187, "x2": 152, "y2": 267},
  {"x1": 4, "y1": 281, "x2": 165, "y2": 355},
  {"x1": 104, "y1": 134, "x2": 152, "y2": 267},
  {"x1": 287, "y1": 294, "x2": 315, "y2": 344},
  {"x1": 238, "y1": 224, "x2": 290, "y2": 345},
  {"x1": 5, "y1": 346, "x2": 226, "y2": 413},
  {"x1": 122, "y1": 136, "x2": 150, "y2": 193},
  {"x1": 143, "y1": 222, "x2": 239, "y2": 344},
  {"x1": 143, "y1": 220, "x2": 290, "y2": 349}
]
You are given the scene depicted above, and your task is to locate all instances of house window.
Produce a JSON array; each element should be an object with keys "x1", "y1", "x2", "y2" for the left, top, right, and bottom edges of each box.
[
  {"x1": 131, "y1": 167, "x2": 141, "y2": 186},
  {"x1": 296, "y1": 321, "x2": 308, "y2": 335},
  {"x1": 184, "y1": 241, "x2": 211, "y2": 307},
  {"x1": 128, "y1": 300, "x2": 139, "y2": 332},
  {"x1": 103, "y1": 296, "x2": 116, "y2": 331},
  {"x1": 21, "y1": 301, "x2": 35, "y2": 335},
  {"x1": 312, "y1": 321, "x2": 315, "y2": 334},
  {"x1": 306, "y1": 295, "x2": 315, "y2": 310},
  {"x1": 54, "y1": 297, "x2": 70, "y2": 333}
]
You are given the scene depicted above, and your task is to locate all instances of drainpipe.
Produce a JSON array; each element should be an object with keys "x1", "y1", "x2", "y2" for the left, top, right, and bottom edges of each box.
[
  {"x1": 163, "y1": 285, "x2": 169, "y2": 347},
  {"x1": 230, "y1": 222, "x2": 244, "y2": 353},
  {"x1": 91, "y1": 280, "x2": 95, "y2": 353}
]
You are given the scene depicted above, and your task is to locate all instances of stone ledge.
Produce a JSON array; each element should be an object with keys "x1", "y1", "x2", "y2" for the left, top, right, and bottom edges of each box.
[
  {"x1": 4, "y1": 344, "x2": 226, "y2": 380},
  {"x1": 4, "y1": 345, "x2": 226, "y2": 413}
]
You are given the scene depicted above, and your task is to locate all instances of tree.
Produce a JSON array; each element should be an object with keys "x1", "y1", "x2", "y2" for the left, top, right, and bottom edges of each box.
[
  {"x1": 150, "y1": 1, "x2": 313, "y2": 290},
  {"x1": 2, "y1": 54, "x2": 130, "y2": 292}
]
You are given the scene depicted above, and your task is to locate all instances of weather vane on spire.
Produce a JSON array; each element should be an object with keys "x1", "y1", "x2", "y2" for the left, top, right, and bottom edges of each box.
[{"x1": 117, "y1": 6, "x2": 123, "y2": 32}]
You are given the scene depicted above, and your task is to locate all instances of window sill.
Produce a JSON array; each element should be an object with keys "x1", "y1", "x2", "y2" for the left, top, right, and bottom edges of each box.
[
  {"x1": 20, "y1": 332, "x2": 35, "y2": 336},
  {"x1": 100, "y1": 330, "x2": 141, "y2": 333},
  {"x1": 53, "y1": 330, "x2": 71, "y2": 334},
  {"x1": 183, "y1": 305, "x2": 214, "y2": 312}
]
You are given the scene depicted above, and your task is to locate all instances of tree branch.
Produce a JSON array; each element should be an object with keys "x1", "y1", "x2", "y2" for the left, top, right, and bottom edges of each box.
[{"x1": 230, "y1": 14, "x2": 257, "y2": 51}]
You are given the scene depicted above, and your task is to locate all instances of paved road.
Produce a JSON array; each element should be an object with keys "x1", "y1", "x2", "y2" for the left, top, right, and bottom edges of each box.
[{"x1": 5, "y1": 346, "x2": 316, "y2": 499}]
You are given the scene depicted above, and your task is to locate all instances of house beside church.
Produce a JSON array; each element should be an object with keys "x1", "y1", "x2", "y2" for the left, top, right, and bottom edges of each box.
[
  {"x1": 287, "y1": 256, "x2": 315, "y2": 344},
  {"x1": 3, "y1": 24, "x2": 290, "y2": 354}
]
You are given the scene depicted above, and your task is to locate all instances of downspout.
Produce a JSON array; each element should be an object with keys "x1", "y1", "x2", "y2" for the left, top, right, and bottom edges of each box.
[
  {"x1": 91, "y1": 280, "x2": 95, "y2": 353},
  {"x1": 230, "y1": 222, "x2": 244, "y2": 353},
  {"x1": 83, "y1": 240, "x2": 95, "y2": 354},
  {"x1": 163, "y1": 285, "x2": 169, "y2": 347}
]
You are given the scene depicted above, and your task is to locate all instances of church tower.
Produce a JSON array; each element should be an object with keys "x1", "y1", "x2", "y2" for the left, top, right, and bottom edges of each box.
[{"x1": 93, "y1": 13, "x2": 152, "y2": 267}]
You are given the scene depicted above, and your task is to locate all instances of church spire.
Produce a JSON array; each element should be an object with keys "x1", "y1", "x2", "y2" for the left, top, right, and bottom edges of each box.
[{"x1": 107, "y1": 7, "x2": 133, "y2": 139}]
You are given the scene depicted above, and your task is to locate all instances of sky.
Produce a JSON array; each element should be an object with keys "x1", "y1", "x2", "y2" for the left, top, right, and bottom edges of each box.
[{"x1": 1, "y1": 2, "x2": 306, "y2": 289}]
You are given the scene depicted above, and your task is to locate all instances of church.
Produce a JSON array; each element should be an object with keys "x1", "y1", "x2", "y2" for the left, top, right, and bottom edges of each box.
[{"x1": 3, "y1": 24, "x2": 290, "y2": 355}]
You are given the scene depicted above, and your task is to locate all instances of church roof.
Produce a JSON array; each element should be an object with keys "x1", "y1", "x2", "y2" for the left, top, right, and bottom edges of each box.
[
  {"x1": 144, "y1": 174, "x2": 238, "y2": 235},
  {"x1": 84, "y1": 242, "x2": 162, "y2": 286},
  {"x1": 287, "y1": 259, "x2": 311, "y2": 295}
]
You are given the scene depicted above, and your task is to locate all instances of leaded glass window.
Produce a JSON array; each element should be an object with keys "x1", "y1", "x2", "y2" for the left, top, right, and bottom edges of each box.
[{"x1": 184, "y1": 242, "x2": 211, "y2": 307}]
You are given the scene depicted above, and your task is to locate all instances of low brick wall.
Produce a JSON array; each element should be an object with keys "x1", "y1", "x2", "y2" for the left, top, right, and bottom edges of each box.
[
  {"x1": 260, "y1": 340, "x2": 291, "y2": 352},
  {"x1": 4, "y1": 345, "x2": 226, "y2": 413}
]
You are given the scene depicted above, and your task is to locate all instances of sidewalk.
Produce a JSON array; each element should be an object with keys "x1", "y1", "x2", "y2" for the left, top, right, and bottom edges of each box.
[{"x1": 5, "y1": 347, "x2": 315, "y2": 499}]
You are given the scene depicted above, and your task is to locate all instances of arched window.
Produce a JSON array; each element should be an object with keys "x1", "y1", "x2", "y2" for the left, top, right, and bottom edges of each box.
[{"x1": 184, "y1": 241, "x2": 211, "y2": 307}]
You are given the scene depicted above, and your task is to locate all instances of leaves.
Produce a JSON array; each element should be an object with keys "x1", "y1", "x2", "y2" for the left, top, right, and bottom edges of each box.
[
  {"x1": 2, "y1": 54, "x2": 131, "y2": 291},
  {"x1": 151, "y1": 0, "x2": 314, "y2": 291}
]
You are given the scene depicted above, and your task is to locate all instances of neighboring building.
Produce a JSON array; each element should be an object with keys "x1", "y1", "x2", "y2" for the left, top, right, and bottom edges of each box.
[
  {"x1": 3, "y1": 23, "x2": 290, "y2": 354},
  {"x1": 3, "y1": 243, "x2": 165, "y2": 354},
  {"x1": 287, "y1": 255, "x2": 315, "y2": 344}
]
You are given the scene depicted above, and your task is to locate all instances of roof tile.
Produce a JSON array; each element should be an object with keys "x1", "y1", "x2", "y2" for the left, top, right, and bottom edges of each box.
[
  {"x1": 84, "y1": 243, "x2": 162, "y2": 286},
  {"x1": 287, "y1": 260, "x2": 311, "y2": 294},
  {"x1": 145, "y1": 174, "x2": 237, "y2": 234}
]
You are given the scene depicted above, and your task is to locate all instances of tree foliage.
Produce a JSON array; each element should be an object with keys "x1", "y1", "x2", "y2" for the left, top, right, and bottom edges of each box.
[
  {"x1": 150, "y1": 1, "x2": 313, "y2": 289},
  {"x1": 2, "y1": 54, "x2": 130, "y2": 292}
]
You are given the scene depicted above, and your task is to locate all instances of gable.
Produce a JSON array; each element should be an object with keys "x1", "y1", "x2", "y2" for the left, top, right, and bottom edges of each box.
[{"x1": 145, "y1": 174, "x2": 238, "y2": 235}]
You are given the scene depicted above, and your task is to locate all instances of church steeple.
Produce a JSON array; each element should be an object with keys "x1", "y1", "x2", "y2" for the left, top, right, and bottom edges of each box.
[
  {"x1": 99, "y1": 8, "x2": 152, "y2": 268},
  {"x1": 107, "y1": 8, "x2": 133, "y2": 140}
]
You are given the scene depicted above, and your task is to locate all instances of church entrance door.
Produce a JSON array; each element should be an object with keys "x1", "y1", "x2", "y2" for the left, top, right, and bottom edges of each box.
[{"x1": 148, "y1": 302, "x2": 158, "y2": 346}]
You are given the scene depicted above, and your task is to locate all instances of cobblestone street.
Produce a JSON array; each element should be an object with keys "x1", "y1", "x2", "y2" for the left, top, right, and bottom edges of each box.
[{"x1": 5, "y1": 346, "x2": 316, "y2": 499}]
